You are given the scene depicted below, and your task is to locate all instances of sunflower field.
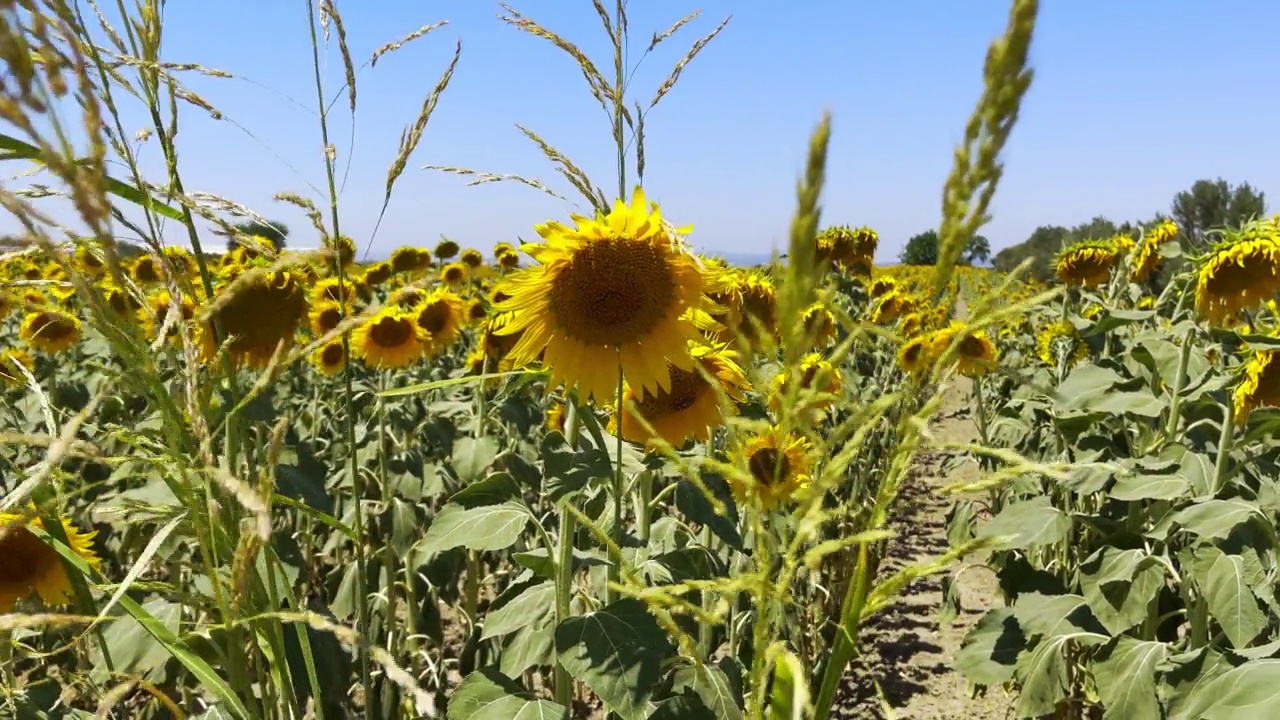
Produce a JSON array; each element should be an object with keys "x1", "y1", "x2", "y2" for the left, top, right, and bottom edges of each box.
[{"x1": 5, "y1": 0, "x2": 1279, "y2": 718}]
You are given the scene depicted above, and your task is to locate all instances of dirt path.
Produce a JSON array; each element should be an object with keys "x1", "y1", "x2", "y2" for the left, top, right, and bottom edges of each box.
[{"x1": 831, "y1": 372, "x2": 1013, "y2": 719}]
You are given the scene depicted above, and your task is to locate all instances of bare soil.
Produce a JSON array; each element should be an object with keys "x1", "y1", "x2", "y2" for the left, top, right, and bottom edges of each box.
[{"x1": 832, "y1": 373, "x2": 1013, "y2": 719}]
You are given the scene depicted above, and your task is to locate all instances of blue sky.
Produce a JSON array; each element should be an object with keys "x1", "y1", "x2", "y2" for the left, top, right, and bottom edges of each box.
[{"x1": 16, "y1": 1, "x2": 1280, "y2": 261}]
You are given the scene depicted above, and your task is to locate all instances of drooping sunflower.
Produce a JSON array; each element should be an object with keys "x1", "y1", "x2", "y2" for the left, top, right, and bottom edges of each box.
[
  {"x1": 362, "y1": 261, "x2": 393, "y2": 287},
  {"x1": 311, "y1": 277, "x2": 358, "y2": 307},
  {"x1": 932, "y1": 323, "x2": 999, "y2": 377},
  {"x1": 0, "y1": 509, "x2": 101, "y2": 612},
  {"x1": 801, "y1": 302, "x2": 838, "y2": 347},
  {"x1": 435, "y1": 238, "x2": 460, "y2": 261},
  {"x1": 327, "y1": 235, "x2": 357, "y2": 269},
  {"x1": 1036, "y1": 319, "x2": 1088, "y2": 367},
  {"x1": 769, "y1": 352, "x2": 843, "y2": 421},
  {"x1": 130, "y1": 254, "x2": 162, "y2": 284},
  {"x1": 497, "y1": 251, "x2": 521, "y2": 270},
  {"x1": 494, "y1": 242, "x2": 516, "y2": 260},
  {"x1": 817, "y1": 225, "x2": 878, "y2": 276},
  {"x1": 1233, "y1": 346, "x2": 1280, "y2": 424},
  {"x1": 610, "y1": 341, "x2": 750, "y2": 448},
  {"x1": 309, "y1": 301, "x2": 345, "y2": 337},
  {"x1": 1131, "y1": 219, "x2": 1177, "y2": 283},
  {"x1": 493, "y1": 187, "x2": 708, "y2": 401},
  {"x1": 897, "y1": 334, "x2": 933, "y2": 378},
  {"x1": 465, "y1": 297, "x2": 488, "y2": 325},
  {"x1": 1194, "y1": 224, "x2": 1280, "y2": 326},
  {"x1": 870, "y1": 290, "x2": 909, "y2": 325},
  {"x1": 311, "y1": 340, "x2": 348, "y2": 376},
  {"x1": 733, "y1": 270, "x2": 778, "y2": 348},
  {"x1": 1108, "y1": 232, "x2": 1135, "y2": 255},
  {"x1": 199, "y1": 269, "x2": 309, "y2": 367},
  {"x1": 867, "y1": 276, "x2": 897, "y2": 297},
  {"x1": 460, "y1": 249, "x2": 485, "y2": 269},
  {"x1": 0, "y1": 348, "x2": 34, "y2": 387},
  {"x1": 390, "y1": 245, "x2": 432, "y2": 274},
  {"x1": 20, "y1": 309, "x2": 81, "y2": 354},
  {"x1": 730, "y1": 427, "x2": 815, "y2": 511},
  {"x1": 440, "y1": 262, "x2": 469, "y2": 288},
  {"x1": 353, "y1": 307, "x2": 427, "y2": 369},
  {"x1": 414, "y1": 288, "x2": 466, "y2": 353},
  {"x1": 1055, "y1": 239, "x2": 1121, "y2": 287}
]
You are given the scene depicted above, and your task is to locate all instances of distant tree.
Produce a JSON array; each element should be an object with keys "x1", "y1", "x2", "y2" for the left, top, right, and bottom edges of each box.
[
  {"x1": 899, "y1": 230, "x2": 990, "y2": 266},
  {"x1": 992, "y1": 224, "x2": 1069, "y2": 282},
  {"x1": 227, "y1": 219, "x2": 289, "y2": 252},
  {"x1": 1067, "y1": 215, "x2": 1121, "y2": 243},
  {"x1": 1171, "y1": 178, "x2": 1266, "y2": 247}
]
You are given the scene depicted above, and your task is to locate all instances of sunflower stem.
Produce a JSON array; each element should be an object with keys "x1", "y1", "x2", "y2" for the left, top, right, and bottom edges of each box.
[
  {"x1": 554, "y1": 397, "x2": 582, "y2": 708},
  {"x1": 1161, "y1": 326, "x2": 1196, "y2": 446},
  {"x1": 608, "y1": 363, "x2": 625, "y2": 604},
  {"x1": 1211, "y1": 402, "x2": 1236, "y2": 497}
]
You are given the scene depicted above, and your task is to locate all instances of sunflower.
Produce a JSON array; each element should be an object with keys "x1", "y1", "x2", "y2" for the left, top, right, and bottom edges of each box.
[
  {"x1": 42, "y1": 263, "x2": 75, "y2": 302},
  {"x1": 141, "y1": 290, "x2": 196, "y2": 341},
  {"x1": 435, "y1": 238, "x2": 460, "y2": 261},
  {"x1": 1233, "y1": 346, "x2": 1280, "y2": 424},
  {"x1": 899, "y1": 312, "x2": 923, "y2": 338},
  {"x1": 730, "y1": 427, "x2": 815, "y2": 511},
  {"x1": 440, "y1": 262, "x2": 469, "y2": 288},
  {"x1": 311, "y1": 340, "x2": 348, "y2": 376},
  {"x1": 497, "y1": 251, "x2": 521, "y2": 270},
  {"x1": 460, "y1": 249, "x2": 484, "y2": 269},
  {"x1": 897, "y1": 334, "x2": 933, "y2": 377},
  {"x1": 801, "y1": 302, "x2": 838, "y2": 347},
  {"x1": 482, "y1": 317, "x2": 521, "y2": 370},
  {"x1": 546, "y1": 400, "x2": 567, "y2": 434},
  {"x1": 610, "y1": 341, "x2": 749, "y2": 448},
  {"x1": 1036, "y1": 319, "x2": 1087, "y2": 367},
  {"x1": 309, "y1": 301, "x2": 345, "y2": 337},
  {"x1": 101, "y1": 284, "x2": 141, "y2": 318},
  {"x1": 733, "y1": 270, "x2": 778, "y2": 348},
  {"x1": 199, "y1": 269, "x2": 308, "y2": 367},
  {"x1": 414, "y1": 288, "x2": 466, "y2": 353},
  {"x1": 0, "y1": 290, "x2": 13, "y2": 322},
  {"x1": 74, "y1": 242, "x2": 107, "y2": 276},
  {"x1": 466, "y1": 297, "x2": 488, "y2": 325},
  {"x1": 493, "y1": 187, "x2": 708, "y2": 402},
  {"x1": 1082, "y1": 304, "x2": 1104, "y2": 321},
  {"x1": 1194, "y1": 224, "x2": 1280, "y2": 326},
  {"x1": 817, "y1": 225, "x2": 878, "y2": 275},
  {"x1": 1108, "y1": 233, "x2": 1135, "y2": 255},
  {"x1": 362, "y1": 261, "x2": 393, "y2": 287},
  {"x1": 867, "y1": 276, "x2": 897, "y2": 297},
  {"x1": 494, "y1": 242, "x2": 516, "y2": 260},
  {"x1": 18, "y1": 261, "x2": 42, "y2": 282},
  {"x1": 390, "y1": 245, "x2": 432, "y2": 274},
  {"x1": 353, "y1": 307, "x2": 426, "y2": 369},
  {"x1": 22, "y1": 288, "x2": 47, "y2": 309},
  {"x1": 932, "y1": 323, "x2": 999, "y2": 377},
  {"x1": 870, "y1": 290, "x2": 909, "y2": 325},
  {"x1": 390, "y1": 286, "x2": 426, "y2": 309},
  {"x1": 20, "y1": 309, "x2": 81, "y2": 354},
  {"x1": 0, "y1": 509, "x2": 101, "y2": 612},
  {"x1": 327, "y1": 235, "x2": 356, "y2": 268},
  {"x1": 0, "y1": 349, "x2": 34, "y2": 387},
  {"x1": 311, "y1": 277, "x2": 358, "y2": 307},
  {"x1": 1137, "y1": 296, "x2": 1156, "y2": 311},
  {"x1": 769, "y1": 353, "x2": 843, "y2": 421},
  {"x1": 162, "y1": 246, "x2": 196, "y2": 278},
  {"x1": 1055, "y1": 240, "x2": 1121, "y2": 287},
  {"x1": 1131, "y1": 219, "x2": 1177, "y2": 283},
  {"x1": 130, "y1": 254, "x2": 162, "y2": 284}
]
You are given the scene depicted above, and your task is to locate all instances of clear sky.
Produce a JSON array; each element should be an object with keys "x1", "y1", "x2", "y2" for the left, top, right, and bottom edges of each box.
[{"x1": 16, "y1": 1, "x2": 1280, "y2": 261}]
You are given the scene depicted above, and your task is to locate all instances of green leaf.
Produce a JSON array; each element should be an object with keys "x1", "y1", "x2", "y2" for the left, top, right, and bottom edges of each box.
[
  {"x1": 447, "y1": 667, "x2": 568, "y2": 720},
  {"x1": 1173, "y1": 499, "x2": 1263, "y2": 540},
  {"x1": 90, "y1": 597, "x2": 181, "y2": 683},
  {"x1": 672, "y1": 663, "x2": 743, "y2": 720},
  {"x1": 1181, "y1": 659, "x2": 1280, "y2": 720},
  {"x1": 955, "y1": 609, "x2": 1025, "y2": 686},
  {"x1": 1053, "y1": 365, "x2": 1124, "y2": 413},
  {"x1": 1079, "y1": 548, "x2": 1166, "y2": 635},
  {"x1": 1165, "y1": 648, "x2": 1233, "y2": 720},
  {"x1": 482, "y1": 582, "x2": 556, "y2": 640},
  {"x1": 650, "y1": 693, "x2": 714, "y2": 719},
  {"x1": 417, "y1": 501, "x2": 531, "y2": 555},
  {"x1": 554, "y1": 599, "x2": 671, "y2": 720},
  {"x1": 674, "y1": 474, "x2": 744, "y2": 552},
  {"x1": 1092, "y1": 637, "x2": 1168, "y2": 720},
  {"x1": 512, "y1": 548, "x2": 610, "y2": 580},
  {"x1": 767, "y1": 650, "x2": 809, "y2": 720},
  {"x1": 1086, "y1": 309, "x2": 1154, "y2": 336},
  {"x1": 540, "y1": 430, "x2": 611, "y2": 502},
  {"x1": 977, "y1": 496, "x2": 1070, "y2": 550},
  {"x1": 449, "y1": 472, "x2": 521, "y2": 508},
  {"x1": 1015, "y1": 632, "x2": 1108, "y2": 719},
  {"x1": 453, "y1": 436, "x2": 500, "y2": 484},
  {"x1": 1013, "y1": 593, "x2": 1108, "y2": 639},
  {"x1": 1110, "y1": 467, "x2": 1190, "y2": 501},
  {"x1": 1196, "y1": 547, "x2": 1268, "y2": 649}
]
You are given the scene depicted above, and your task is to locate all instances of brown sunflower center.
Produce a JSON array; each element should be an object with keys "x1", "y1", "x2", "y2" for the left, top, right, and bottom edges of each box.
[
  {"x1": 317, "y1": 306, "x2": 342, "y2": 333},
  {"x1": 418, "y1": 302, "x2": 452, "y2": 335},
  {"x1": 549, "y1": 239, "x2": 678, "y2": 346},
  {"x1": 461, "y1": 251, "x2": 483, "y2": 268},
  {"x1": 443, "y1": 266, "x2": 465, "y2": 283},
  {"x1": 369, "y1": 316, "x2": 414, "y2": 348},
  {"x1": 468, "y1": 302, "x2": 487, "y2": 322},
  {"x1": 1204, "y1": 245, "x2": 1280, "y2": 296},
  {"x1": 903, "y1": 341, "x2": 924, "y2": 364},
  {"x1": 321, "y1": 343, "x2": 345, "y2": 366},
  {"x1": 958, "y1": 335, "x2": 988, "y2": 359},
  {"x1": 0, "y1": 523, "x2": 46, "y2": 585},
  {"x1": 32, "y1": 312, "x2": 75, "y2": 341},
  {"x1": 635, "y1": 365, "x2": 705, "y2": 416},
  {"x1": 748, "y1": 447, "x2": 790, "y2": 487}
]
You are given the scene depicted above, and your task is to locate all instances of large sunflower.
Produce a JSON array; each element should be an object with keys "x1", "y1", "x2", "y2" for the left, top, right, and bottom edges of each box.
[
  {"x1": 1194, "y1": 224, "x2": 1280, "y2": 326},
  {"x1": 362, "y1": 261, "x2": 393, "y2": 287},
  {"x1": 493, "y1": 187, "x2": 707, "y2": 401},
  {"x1": 932, "y1": 323, "x2": 999, "y2": 377},
  {"x1": 353, "y1": 307, "x2": 427, "y2": 369},
  {"x1": 1055, "y1": 240, "x2": 1121, "y2": 287},
  {"x1": 311, "y1": 277, "x2": 358, "y2": 307},
  {"x1": 440, "y1": 262, "x2": 469, "y2": 288},
  {"x1": 0, "y1": 509, "x2": 101, "y2": 612},
  {"x1": 730, "y1": 427, "x2": 815, "y2": 511},
  {"x1": 610, "y1": 342, "x2": 749, "y2": 448},
  {"x1": 199, "y1": 268, "x2": 308, "y2": 367},
  {"x1": 1233, "y1": 346, "x2": 1280, "y2": 424},
  {"x1": 20, "y1": 309, "x2": 81, "y2": 354},
  {"x1": 414, "y1": 288, "x2": 466, "y2": 353}
]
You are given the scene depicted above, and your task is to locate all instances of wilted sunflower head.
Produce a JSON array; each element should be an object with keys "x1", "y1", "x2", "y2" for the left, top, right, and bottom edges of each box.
[
  {"x1": 730, "y1": 427, "x2": 815, "y2": 512},
  {"x1": 0, "y1": 509, "x2": 101, "y2": 612},
  {"x1": 353, "y1": 307, "x2": 427, "y2": 369},
  {"x1": 199, "y1": 269, "x2": 308, "y2": 367},
  {"x1": 491, "y1": 186, "x2": 709, "y2": 402},
  {"x1": 610, "y1": 341, "x2": 749, "y2": 449},
  {"x1": 1036, "y1": 319, "x2": 1087, "y2": 368},
  {"x1": 817, "y1": 225, "x2": 878, "y2": 275},
  {"x1": 435, "y1": 238, "x2": 460, "y2": 260},
  {"x1": 390, "y1": 246, "x2": 431, "y2": 274},
  {"x1": 311, "y1": 340, "x2": 348, "y2": 376},
  {"x1": 460, "y1": 249, "x2": 484, "y2": 269},
  {"x1": 1233, "y1": 345, "x2": 1280, "y2": 425},
  {"x1": 0, "y1": 348, "x2": 34, "y2": 388},
  {"x1": 414, "y1": 288, "x2": 466, "y2": 354},
  {"x1": 1055, "y1": 239, "x2": 1120, "y2": 287},
  {"x1": 1130, "y1": 219, "x2": 1177, "y2": 283},
  {"x1": 20, "y1": 309, "x2": 81, "y2": 354},
  {"x1": 1194, "y1": 223, "x2": 1280, "y2": 326}
]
